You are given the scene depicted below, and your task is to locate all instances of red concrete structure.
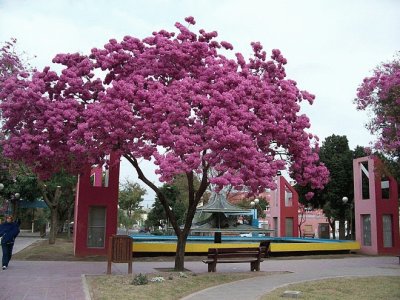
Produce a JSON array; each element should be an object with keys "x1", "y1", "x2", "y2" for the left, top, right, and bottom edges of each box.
[
  {"x1": 73, "y1": 153, "x2": 120, "y2": 256},
  {"x1": 269, "y1": 176, "x2": 299, "y2": 237},
  {"x1": 353, "y1": 156, "x2": 399, "y2": 255}
]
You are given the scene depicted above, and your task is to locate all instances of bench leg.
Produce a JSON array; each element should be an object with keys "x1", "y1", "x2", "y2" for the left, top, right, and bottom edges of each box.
[
  {"x1": 128, "y1": 261, "x2": 132, "y2": 274},
  {"x1": 251, "y1": 261, "x2": 260, "y2": 271},
  {"x1": 208, "y1": 263, "x2": 216, "y2": 272},
  {"x1": 107, "y1": 260, "x2": 112, "y2": 275}
]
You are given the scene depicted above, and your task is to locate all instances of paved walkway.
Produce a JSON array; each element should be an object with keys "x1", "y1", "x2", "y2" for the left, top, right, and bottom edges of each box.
[{"x1": 0, "y1": 237, "x2": 399, "y2": 300}]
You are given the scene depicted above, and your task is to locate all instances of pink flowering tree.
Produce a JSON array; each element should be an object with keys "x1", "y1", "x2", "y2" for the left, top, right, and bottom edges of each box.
[
  {"x1": 355, "y1": 54, "x2": 400, "y2": 158},
  {"x1": 0, "y1": 38, "x2": 27, "y2": 83},
  {"x1": 1, "y1": 18, "x2": 329, "y2": 270}
]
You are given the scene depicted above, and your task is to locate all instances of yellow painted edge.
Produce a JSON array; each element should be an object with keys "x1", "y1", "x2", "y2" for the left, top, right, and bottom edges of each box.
[
  {"x1": 132, "y1": 241, "x2": 360, "y2": 253},
  {"x1": 270, "y1": 241, "x2": 360, "y2": 252}
]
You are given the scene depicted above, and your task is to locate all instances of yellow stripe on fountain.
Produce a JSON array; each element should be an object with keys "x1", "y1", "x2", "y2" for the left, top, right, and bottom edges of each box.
[{"x1": 132, "y1": 241, "x2": 360, "y2": 253}]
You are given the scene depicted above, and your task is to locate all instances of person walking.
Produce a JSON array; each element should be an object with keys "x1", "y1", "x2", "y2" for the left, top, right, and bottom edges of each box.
[{"x1": 0, "y1": 215, "x2": 20, "y2": 270}]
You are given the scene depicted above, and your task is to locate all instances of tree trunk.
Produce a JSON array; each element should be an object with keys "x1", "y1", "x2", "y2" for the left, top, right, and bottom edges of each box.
[
  {"x1": 175, "y1": 231, "x2": 188, "y2": 271},
  {"x1": 338, "y1": 219, "x2": 346, "y2": 240},
  {"x1": 49, "y1": 208, "x2": 58, "y2": 244},
  {"x1": 39, "y1": 183, "x2": 62, "y2": 245},
  {"x1": 298, "y1": 205, "x2": 306, "y2": 237},
  {"x1": 124, "y1": 153, "x2": 209, "y2": 272}
]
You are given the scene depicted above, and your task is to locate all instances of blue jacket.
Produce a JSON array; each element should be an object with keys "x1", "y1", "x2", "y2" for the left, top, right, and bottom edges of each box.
[{"x1": 0, "y1": 222, "x2": 20, "y2": 245}]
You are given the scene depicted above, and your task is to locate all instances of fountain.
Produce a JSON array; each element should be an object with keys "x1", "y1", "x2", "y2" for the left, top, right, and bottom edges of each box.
[{"x1": 191, "y1": 192, "x2": 273, "y2": 242}]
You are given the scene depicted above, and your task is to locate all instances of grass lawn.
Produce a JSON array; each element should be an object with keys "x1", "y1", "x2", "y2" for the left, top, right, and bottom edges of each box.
[
  {"x1": 261, "y1": 276, "x2": 400, "y2": 300},
  {"x1": 13, "y1": 238, "x2": 106, "y2": 261},
  {"x1": 87, "y1": 272, "x2": 274, "y2": 300}
]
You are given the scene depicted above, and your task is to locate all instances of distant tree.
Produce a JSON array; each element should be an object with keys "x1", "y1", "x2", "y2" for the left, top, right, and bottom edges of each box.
[
  {"x1": 118, "y1": 208, "x2": 143, "y2": 234},
  {"x1": 353, "y1": 145, "x2": 368, "y2": 159},
  {"x1": 235, "y1": 196, "x2": 268, "y2": 219},
  {"x1": 0, "y1": 18, "x2": 329, "y2": 270},
  {"x1": 39, "y1": 171, "x2": 76, "y2": 244},
  {"x1": 118, "y1": 180, "x2": 146, "y2": 232},
  {"x1": 171, "y1": 174, "x2": 200, "y2": 210},
  {"x1": 0, "y1": 147, "x2": 76, "y2": 241},
  {"x1": 145, "y1": 199, "x2": 165, "y2": 231},
  {"x1": 0, "y1": 159, "x2": 41, "y2": 220},
  {"x1": 119, "y1": 180, "x2": 146, "y2": 216},
  {"x1": 146, "y1": 184, "x2": 186, "y2": 231},
  {"x1": 296, "y1": 135, "x2": 353, "y2": 239}
]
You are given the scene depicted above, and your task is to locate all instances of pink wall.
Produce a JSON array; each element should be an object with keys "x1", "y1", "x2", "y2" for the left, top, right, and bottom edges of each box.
[
  {"x1": 262, "y1": 208, "x2": 329, "y2": 238},
  {"x1": 353, "y1": 156, "x2": 400, "y2": 255}
]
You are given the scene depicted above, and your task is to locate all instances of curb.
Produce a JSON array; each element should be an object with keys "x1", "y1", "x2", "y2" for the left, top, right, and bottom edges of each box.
[{"x1": 82, "y1": 274, "x2": 92, "y2": 300}]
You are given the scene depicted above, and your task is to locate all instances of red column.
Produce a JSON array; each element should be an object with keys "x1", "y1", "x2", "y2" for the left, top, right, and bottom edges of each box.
[{"x1": 73, "y1": 153, "x2": 120, "y2": 256}]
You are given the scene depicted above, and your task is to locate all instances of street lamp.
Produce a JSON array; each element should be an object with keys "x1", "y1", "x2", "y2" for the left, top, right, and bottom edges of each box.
[
  {"x1": 10, "y1": 192, "x2": 21, "y2": 219},
  {"x1": 342, "y1": 196, "x2": 353, "y2": 240},
  {"x1": 250, "y1": 198, "x2": 260, "y2": 228}
]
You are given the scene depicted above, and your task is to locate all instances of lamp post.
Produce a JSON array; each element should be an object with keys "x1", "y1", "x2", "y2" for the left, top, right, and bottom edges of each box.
[
  {"x1": 250, "y1": 198, "x2": 260, "y2": 228},
  {"x1": 10, "y1": 192, "x2": 21, "y2": 219},
  {"x1": 342, "y1": 196, "x2": 353, "y2": 240}
]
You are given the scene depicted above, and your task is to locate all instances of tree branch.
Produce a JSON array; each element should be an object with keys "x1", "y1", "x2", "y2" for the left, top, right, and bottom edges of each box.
[
  {"x1": 123, "y1": 153, "x2": 180, "y2": 233},
  {"x1": 38, "y1": 181, "x2": 59, "y2": 209}
]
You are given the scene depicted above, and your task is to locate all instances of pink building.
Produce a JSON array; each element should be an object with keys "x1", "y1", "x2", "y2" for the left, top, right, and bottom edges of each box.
[
  {"x1": 353, "y1": 156, "x2": 399, "y2": 255},
  {"x1": 261, "y1": 200, "x2": 330, "y2": 238}
]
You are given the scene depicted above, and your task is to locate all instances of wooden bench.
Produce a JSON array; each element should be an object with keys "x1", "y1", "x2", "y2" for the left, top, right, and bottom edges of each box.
[
  {"x1": 302, "y1": 232, "x2": 315, "y2": 238},
  {"x1": 202, "y1": 246, "x2": 268, "y2": 272}
]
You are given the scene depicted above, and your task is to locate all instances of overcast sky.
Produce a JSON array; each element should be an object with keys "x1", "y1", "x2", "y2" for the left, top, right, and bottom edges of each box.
[{"x1": 1, "y1": 0, "x2": 399, "y2": 205}]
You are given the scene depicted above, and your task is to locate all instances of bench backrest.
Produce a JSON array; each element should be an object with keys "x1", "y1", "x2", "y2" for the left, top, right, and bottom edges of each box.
[{"x1": 207, "y1": 247, "x2": 267, "y2": 259}]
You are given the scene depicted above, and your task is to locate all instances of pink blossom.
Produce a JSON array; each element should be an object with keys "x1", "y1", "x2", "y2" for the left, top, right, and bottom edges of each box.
[
  {"x1": 355, "y1": 55, "x2": 400, "y2": 155},
  {"x1": 305, "y1": 192, "x2": 314, "y2": 200},
  {"x1": 184, "y1": 16, "x2": 196, "y2": 25},
  {"x1": 0, "y1": 18, "x2": 328, "y2": 192},
  {"x1": 221, "y1": 41, "x2": 233, "y2": 50}
]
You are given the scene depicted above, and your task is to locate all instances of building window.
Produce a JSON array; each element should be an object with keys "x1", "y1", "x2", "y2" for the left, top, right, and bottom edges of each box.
[
  {"x1": 87, "y1": 206, "x2": 106, "y2": 248},
  {"x1": 284, "y1": 187, "x2": 293, "y2": 207},
  {"x1": 382, "y1": 215, "x2": 393, "y2": 248},
  {"x1": 360, "y1": 162, "x2": 370, "y2": 200},
  {"x1": 381, "y1": 176, "x2": 390, "y2": 199},
  {"x1": 285, "y1": 217, "x2": 293, "y2": 237},
  {"x1": 273, "y1": 217, "x2": 278, "y2": 237},
  {"x1": 361, "y1": 214, "x2": 371, "y2": 246}
]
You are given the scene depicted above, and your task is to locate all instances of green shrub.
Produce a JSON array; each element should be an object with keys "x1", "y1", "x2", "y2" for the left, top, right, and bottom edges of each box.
[{"x1": 132, "y1": 273, "x2": 148, "y2": 285}]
